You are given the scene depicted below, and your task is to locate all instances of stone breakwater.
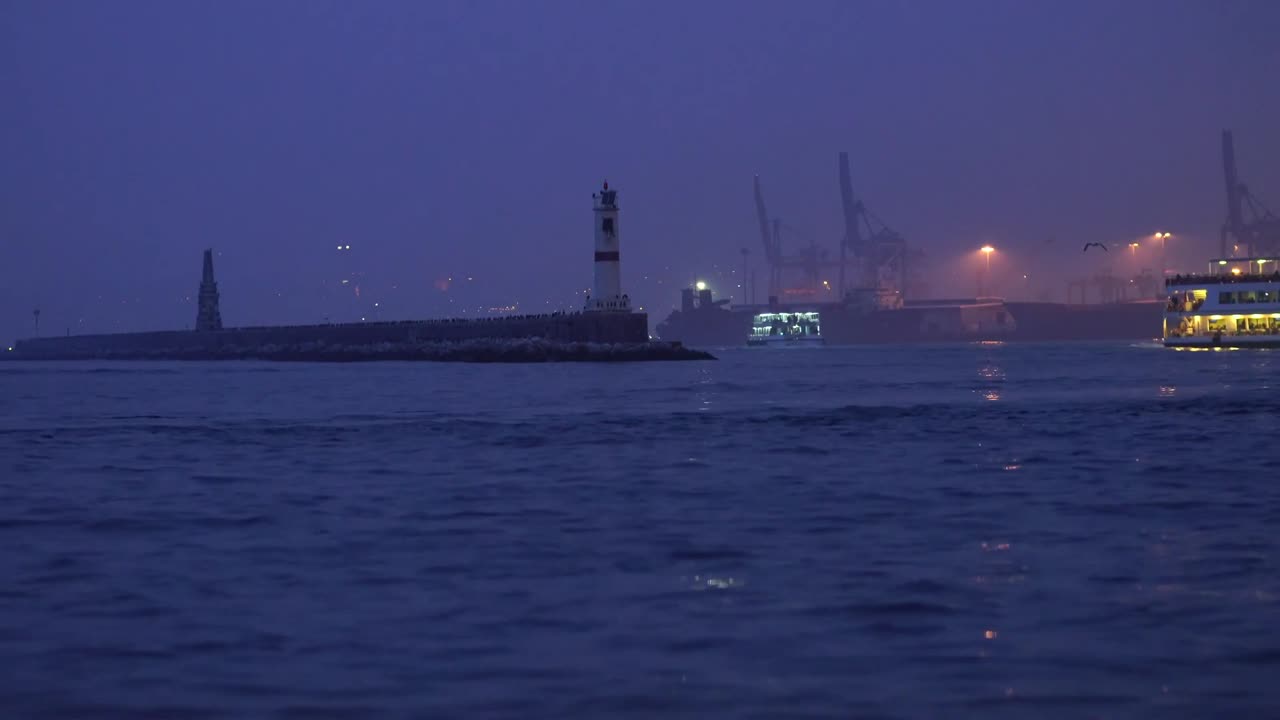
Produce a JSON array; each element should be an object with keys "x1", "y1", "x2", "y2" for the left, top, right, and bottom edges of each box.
[
  {"x1": 163, "y1": 338, "x2": 712, "y2": 362},
  {"x1": 6, "y1": 312, "x2": 720, "y2": 362},
  {"x1": 6, "y1": 335, "x2": 713, "y2": 363}
]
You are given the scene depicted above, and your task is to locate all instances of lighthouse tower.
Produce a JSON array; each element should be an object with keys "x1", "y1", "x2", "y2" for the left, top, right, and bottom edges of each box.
[
  {"x1": 585, "y1": 181, "x2": 630, "y2": 312},
  {"x1": 195, "y1": 249, "x2": 223, "y2": 332}
]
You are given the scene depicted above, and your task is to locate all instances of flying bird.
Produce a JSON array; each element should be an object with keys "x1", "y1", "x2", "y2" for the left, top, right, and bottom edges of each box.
[{"x1": 1082, "y1": 242, "x2": 1108, "y2": 253}]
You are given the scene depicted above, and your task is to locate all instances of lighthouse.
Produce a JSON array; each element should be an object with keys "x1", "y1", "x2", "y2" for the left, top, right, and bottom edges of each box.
[
  {"x1": 585, "y1": 181, "x2": 631, "y2": 312},
  {"x1": 195, "y1": 248, "x2": 223, "y2": 332}
]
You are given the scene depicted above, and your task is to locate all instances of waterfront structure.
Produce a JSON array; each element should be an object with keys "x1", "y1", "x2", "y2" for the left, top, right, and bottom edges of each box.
[
  {"x1": 7, "y1": 180, "x2": 669, "y2": 361},
  {"x1": 1164, "y1": 258, "x2": 1280, "y2": 348},
  {"x1": 585, "y1": 182, "x2": 630, "y2": 312},
  {"x1": 196, "y1": 249, "x2": 223, "y2": 332}
]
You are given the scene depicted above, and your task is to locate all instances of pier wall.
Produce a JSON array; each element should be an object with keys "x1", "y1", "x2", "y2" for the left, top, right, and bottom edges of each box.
[{"x1": 10, "y1": 312, "x2": 650, "y2": 360}]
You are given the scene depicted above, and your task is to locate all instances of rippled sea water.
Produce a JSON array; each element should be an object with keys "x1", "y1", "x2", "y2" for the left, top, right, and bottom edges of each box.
[{"x1": 2, "y1": 342, "x2": 1279, "y2": 719}]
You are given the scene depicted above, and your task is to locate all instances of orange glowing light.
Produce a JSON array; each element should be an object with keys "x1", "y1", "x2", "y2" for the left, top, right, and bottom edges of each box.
[
  {"x1": 984, "y1": 630, "x2": 998, "y2": 639},
  {"x1": 980, "y1": 245, "x2": 995, "y2": 254}
]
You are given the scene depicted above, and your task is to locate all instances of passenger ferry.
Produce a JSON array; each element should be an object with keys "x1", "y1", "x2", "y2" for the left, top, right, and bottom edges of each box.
[
  {"x1": 747, "y1": 310, "x2": 825, "y2": 347},
  {"x1": 1164, "y1": 257, "x2": 1280, "y2": 348}
]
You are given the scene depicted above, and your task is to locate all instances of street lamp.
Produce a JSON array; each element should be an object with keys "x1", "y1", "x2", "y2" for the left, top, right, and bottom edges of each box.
[
  {"x1": 980, "y1": 245, "x2": 995, "y2": 296},
  {"x1": 1154, "y1": 232, "x2": 1171, "y2": 276},
  {"x1": 1129, "y1": 241, "x2": 1140, "y2": 257}
]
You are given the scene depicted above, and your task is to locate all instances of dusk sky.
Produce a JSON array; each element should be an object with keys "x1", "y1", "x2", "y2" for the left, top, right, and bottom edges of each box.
[{"x1": 3, "y1": 0, "x2": 1279, "y2": 341}]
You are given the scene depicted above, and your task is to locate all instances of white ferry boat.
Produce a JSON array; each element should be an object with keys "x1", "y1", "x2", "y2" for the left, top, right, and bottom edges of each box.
[
  {"x1": 747, "y1": 310, "x2": 825, "y2": 347},
  {"x1": 1164, "y1": 257, "x2": 1280, "y2": 348}
]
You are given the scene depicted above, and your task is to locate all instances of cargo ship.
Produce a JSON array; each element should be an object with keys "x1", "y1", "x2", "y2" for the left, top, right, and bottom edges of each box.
[
  {"x1": 656, "y1": 280, "x2": 1168, "y2": 346},
  {"x1": 655, "y1": 285, "x2": 1161, "y2": 347}
]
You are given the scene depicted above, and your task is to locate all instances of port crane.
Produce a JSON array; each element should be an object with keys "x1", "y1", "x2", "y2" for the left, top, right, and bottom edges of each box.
[
  {"x1": 838, "y1": 151, "x2": 907, "y2": 308},
  {"x1": 1221, "y1": 130, "x2": 1280, "y2": 258},
  {"x1": 753, "y1": 176, "x2": 831, "y2": 299},
  {"x1": 753, "y1": 152, "x2": 909, "y2": 306}
]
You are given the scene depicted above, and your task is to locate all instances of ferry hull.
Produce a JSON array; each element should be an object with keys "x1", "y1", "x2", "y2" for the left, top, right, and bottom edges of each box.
[
  {"x1": 1163, "y1": 338, "x2": 1280, "y2": 349},
  {"x1": 746, "y1": 336, "x2": 825, "y2": 347}
]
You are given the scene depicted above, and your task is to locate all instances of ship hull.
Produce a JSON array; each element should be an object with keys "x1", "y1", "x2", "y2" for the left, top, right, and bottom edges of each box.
[{"x1": 657, "y1": 299, "x2": 1160, "y2": 347}]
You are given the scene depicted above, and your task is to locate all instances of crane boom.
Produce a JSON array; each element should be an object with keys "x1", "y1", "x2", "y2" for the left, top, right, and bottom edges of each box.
[
  {"x1": 1223, "y1": 130, "x2": 1245, "y2": 236},
  {"x1": 753, "y1": 176, "x2": 778, "y2": 263},
  {"x1": 838, "y1": 152, "x2": 865, "y2": 258},
  {"x1": 1220, "y1": 129, "x2": 1280, "y2": 257}
]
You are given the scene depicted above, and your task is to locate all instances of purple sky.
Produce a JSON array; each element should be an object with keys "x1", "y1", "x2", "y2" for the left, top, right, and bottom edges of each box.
[{"x1": 3, "y1": 0, "x2": 1279, "y2": 340}]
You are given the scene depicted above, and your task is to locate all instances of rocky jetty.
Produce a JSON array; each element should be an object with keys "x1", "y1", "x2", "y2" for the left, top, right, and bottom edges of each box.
[
  {"x1": 5, "y1": 337, "x2": 714, "y2": 363},
  {"x1": 246, "y1": 338, "x2": 715, "y2": 362}
]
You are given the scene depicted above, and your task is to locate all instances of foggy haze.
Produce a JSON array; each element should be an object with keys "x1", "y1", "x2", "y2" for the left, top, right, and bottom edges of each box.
[{"x1": 3, "y1": 0, "x2": 1279, "y2": 342}]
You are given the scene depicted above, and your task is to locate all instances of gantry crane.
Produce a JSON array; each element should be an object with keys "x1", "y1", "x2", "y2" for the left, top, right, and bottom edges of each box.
[
  {"x1": 753, "y1": 154, "x2": 909, "y2": 306},
  {"x1": 838, "y1": 151, "x2": 906, "y2": 304},
  {"x1": 1221, "y1": 130, "x2": 1280, "y2": 258}
]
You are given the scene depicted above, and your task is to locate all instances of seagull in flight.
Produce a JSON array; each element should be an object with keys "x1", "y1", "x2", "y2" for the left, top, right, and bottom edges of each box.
[{"x1": 1082, "y1": 242, "x2": 1108, "y2": 253}]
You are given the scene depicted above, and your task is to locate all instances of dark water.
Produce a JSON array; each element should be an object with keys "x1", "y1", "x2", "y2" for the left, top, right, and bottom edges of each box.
[{"x1": 2, "y1": 342, "x2": 1279, "y2": 719}]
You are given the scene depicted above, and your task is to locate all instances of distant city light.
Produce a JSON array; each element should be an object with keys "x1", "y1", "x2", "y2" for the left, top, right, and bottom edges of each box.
[{"x1": 695, "y1": 281, "x2": 708, "y2": 291}]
